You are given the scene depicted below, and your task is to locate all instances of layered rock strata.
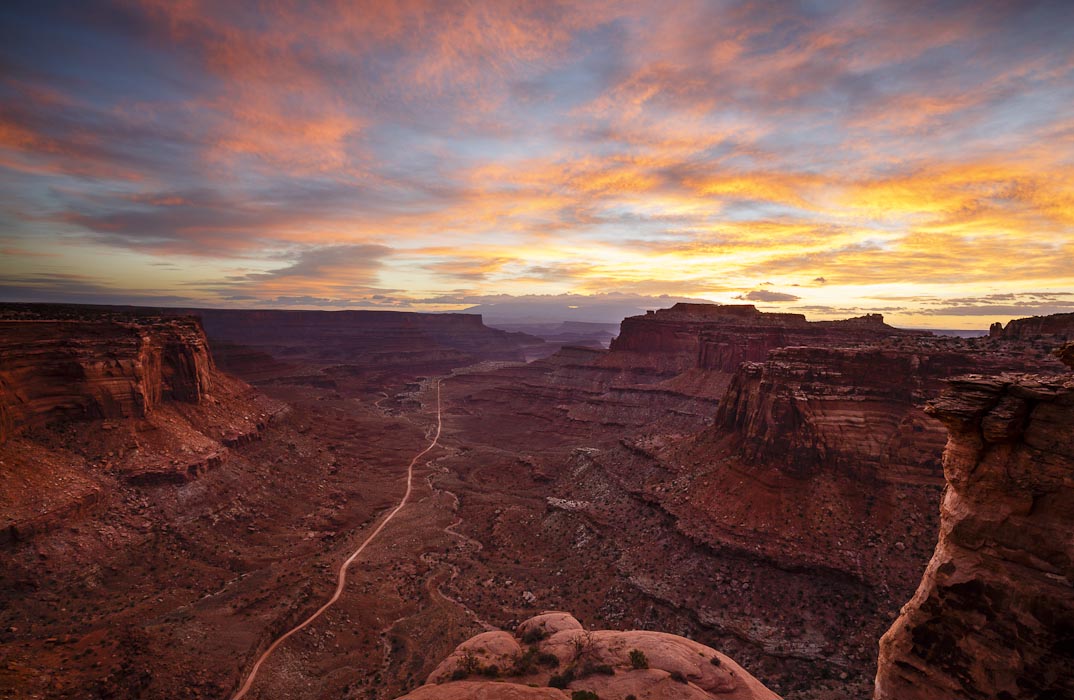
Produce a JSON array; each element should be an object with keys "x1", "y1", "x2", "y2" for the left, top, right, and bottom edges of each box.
[
  {"x1": 0, "y1": 317, "x2": 213, "y2": 443},
  {"x1": 875, "y1": 369, "x2": 1074, "y2": 700},
  {"x1": 0, "y1": 313, "x2": 282, "y2": 544},
  {"x1": 713, "y1": 342, "x2": 994, "y2": 480},
  {"x1": 610, "y1": 304, "x2": 920, "y2": 377},
  {"x1": 399, "y1": 612, "x2": 781, "y2": 700}
]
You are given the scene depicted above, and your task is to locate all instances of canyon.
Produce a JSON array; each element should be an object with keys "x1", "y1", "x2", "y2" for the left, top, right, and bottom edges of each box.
[{"x1": 1, "y1": 302, "x2": 1071, "y2": 700}]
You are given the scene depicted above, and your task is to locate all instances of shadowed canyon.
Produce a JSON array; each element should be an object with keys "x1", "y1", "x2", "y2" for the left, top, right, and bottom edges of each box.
[{"x1": 1, "y1": 303, "x2": 1072, "y2": 700}]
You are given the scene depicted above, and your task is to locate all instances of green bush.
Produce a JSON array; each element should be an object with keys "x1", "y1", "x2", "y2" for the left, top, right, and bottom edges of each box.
[
  {"x1": 710, "y1": 656, "x2": 722, "y2": 666},
  {"x1": 571, "y1": 692, "x2": 599, "y2": 700},
  {"x1": 628, "y1": 649, "x2": 648, "y2": 670},
  {"x1": 537, "y1": 652, "x2": 560, "y2": 667}
]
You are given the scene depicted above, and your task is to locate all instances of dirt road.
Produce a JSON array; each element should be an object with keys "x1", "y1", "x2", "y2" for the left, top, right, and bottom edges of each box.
[{"x1": 231, "y1": 379, "x2": 443, "y2": 700}]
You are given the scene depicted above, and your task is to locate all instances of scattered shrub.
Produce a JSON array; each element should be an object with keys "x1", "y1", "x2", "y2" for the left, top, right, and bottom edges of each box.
[
  {"x1": 521, "y1": 626, "x2": 547, "y2": 644},
  {"x1": 511, "y1": 648, "x2": 538, "y2": 676},
  {"x1": 670, "y1": 670, "x2": 688, "y2": 684},
  {"x1": 537, "y1": 652, "x2": 560, "y2": 667},
  {"x1": 581, "y1": 663, "x2": 614, "y2": 676},
  {"x1": 628, "y1": 649, "x2": 648, "y2": 670},
  {"x1": 480, "y1": 664, "x2": 500, "y2": 678},
  {"x1": 549, "y1": 669, "x2": 576, "y2": 689},
  {"x1": 710, "y1": 656, "x2": 722, "y2": 666},
  {"x1": 449, "y1": 669, "x2": 467, "y2": 681},
  {"x1": 571, "y1": 691, "x2": 599, "y2": 700}
]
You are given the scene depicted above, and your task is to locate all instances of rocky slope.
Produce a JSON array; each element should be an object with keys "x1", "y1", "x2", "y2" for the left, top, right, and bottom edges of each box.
[
  {"x1": 399, "y1": 612, "x2": 780, "y2": 700},
  {"x1": 710, "y1": 340, "x2": 1017, "y2": 481},
  {"x1": 874, "y1": 357, "x2": 1074, "y2": 700}
]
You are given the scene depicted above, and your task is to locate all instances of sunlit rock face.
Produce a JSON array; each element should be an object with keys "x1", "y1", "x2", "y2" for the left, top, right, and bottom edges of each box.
[
  {"x1": 875, "y1": 370, "x2": 1074, "y2": 700},
  {"x1": 398, "y1": 612, "x2": 782, "y2": 700}
]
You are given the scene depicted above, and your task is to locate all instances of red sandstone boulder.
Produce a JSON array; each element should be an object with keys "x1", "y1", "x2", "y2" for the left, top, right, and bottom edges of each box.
[{"x1": 400, "y1": 612, "x2": 781, "y2": 700}]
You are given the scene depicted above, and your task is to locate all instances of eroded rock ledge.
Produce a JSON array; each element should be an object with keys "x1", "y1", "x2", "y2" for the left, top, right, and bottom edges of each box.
[
  {"x1": 399, "y1": 612, "x2": 781, "y2": 700},
  {"x1": 874, "y1": 370, "x2": 1074, "y2": 700}
]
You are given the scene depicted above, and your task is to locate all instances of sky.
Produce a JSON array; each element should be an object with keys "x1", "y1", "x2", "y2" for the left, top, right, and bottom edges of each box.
[{"x1": 1, "y1": 0, "x2": 1073, "y2": 328}]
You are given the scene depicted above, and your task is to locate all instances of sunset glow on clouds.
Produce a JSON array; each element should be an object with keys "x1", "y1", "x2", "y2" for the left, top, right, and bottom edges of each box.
[{"x1": 2, "y1": 0, "x2": 1073, "y2": 327}]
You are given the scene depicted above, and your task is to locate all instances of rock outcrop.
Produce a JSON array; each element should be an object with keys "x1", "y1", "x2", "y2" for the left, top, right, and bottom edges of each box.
[
  {"x1": 398, "y1": 612, "x2": 781, "y2": 700},
  {"x1": 874, "y1": 370, "x2": 1074, "y2": 700},
  {"x1": 990, "y1": 312, "x2": 1074, "y2": 341},
  {"x1": 462, "y1": 304, "x2": 926, "y2": 433},
  {"x1": 610, "y1": 304, "x2": 920, "y2": 377},
  {"x1": 0, "y1": 317, "x2": 214, "y2": 444},
  {"x1": 713, "y1": 342, "x2": 992, "y2": 480},
  {"x1": 0, "y1": 309, "x2": 283, "y2": 544}
]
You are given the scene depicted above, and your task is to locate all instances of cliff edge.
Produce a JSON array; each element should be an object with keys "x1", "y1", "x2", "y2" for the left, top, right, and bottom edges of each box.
[{"x1": 874, "y1": 360, "x2": 1074, "y2": 699}]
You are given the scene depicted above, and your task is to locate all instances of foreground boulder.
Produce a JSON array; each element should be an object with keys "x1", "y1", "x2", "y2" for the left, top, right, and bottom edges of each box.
[{"x1": 399, "y1": 612, "x2": 781, "y2": 700}]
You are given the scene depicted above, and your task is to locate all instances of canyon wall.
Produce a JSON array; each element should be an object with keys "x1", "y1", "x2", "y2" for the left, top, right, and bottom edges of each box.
[
  {"x1": 188, "y1": 308, "x2": 548, "y2": 369},
  {"x1": 990, "y1": 311, "x2": 1074, "y2": 341},
  {"x1": 0, "y1": 317, "x2": 214, "y2": 444},
  {"x1": 713, "y1": 342, "x2": 991, "y2": 480},
  {"x1": 609, "y1": 304, "x2": 920, "y2": 376},
  {"x1": 0, "y1": 310, "x2": 282, "y2": 544},
  {"x1": 874, "y1": 365, "x2": 1074, "y2": 700}
]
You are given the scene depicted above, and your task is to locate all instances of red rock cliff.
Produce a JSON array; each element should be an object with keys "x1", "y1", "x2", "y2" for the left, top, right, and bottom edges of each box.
[
  {"x1": 990, "y1": 311, "x2": 1074, "y2": 341},
  {"x1": 874, "y1": 370, "x2": 1074, "y2": 700},
  {"x1": 609, "y1": 303, "x2": 921, "y2": 375},
  {"x1": 713, "y1": 342, "x2": 984, "y2": 479},
  {"x1": 0, "y1": 317, "x2": 214, "y2": 443}
]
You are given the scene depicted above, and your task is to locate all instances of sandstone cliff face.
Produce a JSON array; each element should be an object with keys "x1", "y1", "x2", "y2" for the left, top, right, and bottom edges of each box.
[
  {"x1": 991, "y1": 312, "x2": 1074, "y2": 341},
  {"x1": 610, "y1": 304, "x2": 919, "y2": 377},
  {"x1": 875, "y1": 372, "x2": 1074, "y2": 700},
  {"x1": 0, "y1": 318, "x2": 214, "y2": 443},
  {"x1": 522, "y1": 304, "x2": 921, "y2": 430},
  {"x1": 399, "y1": 612, "x2": 781, "y2": 700},
  {"x1": 0, "y1": 311, "x2": 283, "y2": 543},
  {"x1": 713, "y1": 343, "x2": 981, "y2": 480}
]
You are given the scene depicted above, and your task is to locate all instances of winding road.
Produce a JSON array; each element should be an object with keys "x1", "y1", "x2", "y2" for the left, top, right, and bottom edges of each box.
[{"x1": 231, "y1": 379, "x2": 444, "y2": 700}]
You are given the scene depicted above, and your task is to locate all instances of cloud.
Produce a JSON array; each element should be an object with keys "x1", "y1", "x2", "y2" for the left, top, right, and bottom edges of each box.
[
  {"x1": 416, "y1": 292, "x2": 716, "y2": 323},
  {"x1": 250, "y1": 244, "x2": 392, "y2": 282},
  {"x1": 1, "y1": 0, "x2": 1072, "y2": 322},
  {"x1": 735, "y1": 290, "x2": 801, "y2": 302}
]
